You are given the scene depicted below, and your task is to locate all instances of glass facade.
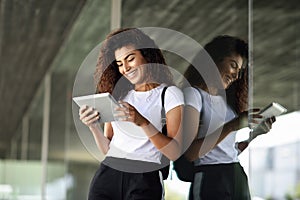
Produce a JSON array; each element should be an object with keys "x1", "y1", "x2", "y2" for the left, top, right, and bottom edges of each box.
[
  {"x1": 1, "y1": 0, "x2": 299, "y2": 199},
  {"x1": 1, "y1": 0, "x2": 111, "y2": 199}
]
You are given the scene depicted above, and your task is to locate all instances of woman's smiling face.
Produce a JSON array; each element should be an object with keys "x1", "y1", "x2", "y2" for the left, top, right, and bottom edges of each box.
[
  {"x1": 115, "y1": 45, "x2": 148, "y2": 87},
  {"x1": 217, "y1": 53, "x2": 243, "y2": 89}
]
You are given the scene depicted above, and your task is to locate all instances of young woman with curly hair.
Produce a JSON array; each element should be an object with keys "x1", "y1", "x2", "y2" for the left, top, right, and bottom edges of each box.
[
  {"x1": 183, "y1": 35, "x2": 276, "y2": 200},
  {"x1": 79, "y1": 28, "x2": 184, "y2": 200}
]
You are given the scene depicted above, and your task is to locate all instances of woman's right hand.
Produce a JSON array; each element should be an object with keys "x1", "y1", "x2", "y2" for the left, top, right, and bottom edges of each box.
[
  {"x1": 234, "y1": 108, "x2": 262, "y2": 130},
  {"x1": 79, "y1": 105, "x2": 100, "y2": 127}
]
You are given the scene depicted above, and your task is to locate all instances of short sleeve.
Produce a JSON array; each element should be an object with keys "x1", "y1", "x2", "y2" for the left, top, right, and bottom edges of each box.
[
  {"x1": 164, "y1": 86, "x2": 184, "y2": 113},
  {"x1": 183, "y1": 87, "x2": 202, "y2": 112}
]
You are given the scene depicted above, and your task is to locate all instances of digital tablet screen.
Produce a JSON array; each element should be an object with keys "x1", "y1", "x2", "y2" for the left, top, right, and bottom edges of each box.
[
  {"x1": 73, "y1": 93, "x2": 120, "y2": 122},
  {"x1": 252, "y1": 102, "x2": 287, "y2": 133},
  {"x1": 259, "y1": 102, "x2": 287, "y2": 118}
]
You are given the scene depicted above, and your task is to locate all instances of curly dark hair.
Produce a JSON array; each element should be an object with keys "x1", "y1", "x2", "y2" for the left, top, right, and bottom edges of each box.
[
  {"x1": 184, "y1": 35, "x2": 249, "y2": 114},
  {"x1": 94, "y1": 28, "x2": 174, "y2": 100}
]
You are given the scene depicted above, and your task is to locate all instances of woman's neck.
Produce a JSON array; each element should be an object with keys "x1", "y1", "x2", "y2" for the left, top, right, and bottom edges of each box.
[
  {"x1": 195, "y1": 83, "x2": 219, "y2": 96},
  {"x1": 206, "y1": 86, "x2": 219, "y2": 95},
  {"x1": 135, "y1": 82, "x2": 160, "y2": 91}
]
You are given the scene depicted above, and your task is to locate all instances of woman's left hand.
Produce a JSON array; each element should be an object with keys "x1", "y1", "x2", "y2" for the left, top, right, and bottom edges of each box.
[
  {"x1": 250, "y1": 116, "x2": 276, "y2": 140},
  {"x1": 115, "y1": 101, "x2": 150, "y2": 127}
]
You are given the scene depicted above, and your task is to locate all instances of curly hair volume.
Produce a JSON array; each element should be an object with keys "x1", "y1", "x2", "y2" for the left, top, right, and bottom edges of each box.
[
  {"x1": 184, "y1": 35, "x2": 249, "y2": 114},
  {"x1": 94, "y1": 28, "x2": 174, "y2": 100}
]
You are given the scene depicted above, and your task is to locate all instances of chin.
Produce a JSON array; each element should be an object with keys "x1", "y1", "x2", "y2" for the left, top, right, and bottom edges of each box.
[
  {"x1": 222, "y1": 82, "x2": 229, "y2": 89},
  {"x1": 129, "y1": 79, "x2": 140, "y2": 85},
  {"x1": 225, "y1": 84, "x2": 231, "y2": 89}
]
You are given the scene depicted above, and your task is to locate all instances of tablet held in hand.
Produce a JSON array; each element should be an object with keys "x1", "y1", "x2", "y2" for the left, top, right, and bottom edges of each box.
[
  {"x1": 252, "y1": 102, "x2": 287, "y2": 133},
  {"x1": 258, "y1": 102, "x2": 287, "y2": 118},
  {"x1": 73, "y1": 93, "x2": 121, "y2": 122}
]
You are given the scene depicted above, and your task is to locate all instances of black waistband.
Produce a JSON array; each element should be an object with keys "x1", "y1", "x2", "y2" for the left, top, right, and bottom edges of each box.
[
  {"x1": 102, "y1": 156, "x2": 166, "y2": 174},
  {"x1": 194, "y1": 162, "x2": 241, "y2": 173}
]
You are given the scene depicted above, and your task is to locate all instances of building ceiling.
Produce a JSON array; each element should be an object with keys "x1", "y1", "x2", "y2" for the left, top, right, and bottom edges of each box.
[
  {"x1": 0, "y1": 0, "x2": 87, "y2": 156},
  {"x1": 0, "y1": 0, "x2": 299, "y2": 159}
]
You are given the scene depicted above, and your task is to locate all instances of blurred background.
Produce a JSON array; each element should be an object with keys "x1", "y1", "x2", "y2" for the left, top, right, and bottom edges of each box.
[{"x1": 0, "y1": 0, "x2": 299, "y2": 199}]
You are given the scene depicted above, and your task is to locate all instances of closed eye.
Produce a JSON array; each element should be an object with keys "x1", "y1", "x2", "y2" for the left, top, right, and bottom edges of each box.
[
  {"x1": 116, "y1": 53, "x2": 135, "y2": 67},
  {"x1": 231, "y1": 61, "x2": 238, "y2": 69},
  {"x1": 127, "y1": 56, "x2": 135, "y2": 62},
  {"x1": 116, "y1": 62, "x2": 123, "y2": 67}
]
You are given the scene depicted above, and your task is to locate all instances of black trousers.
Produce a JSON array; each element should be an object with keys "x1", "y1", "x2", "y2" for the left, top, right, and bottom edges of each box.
[
  {"x1": 189, "y1": 162, "x2": 251, "y2": 200},
  {"x1": 88, "y1": 163, "x2": 163, "y2": 200}
]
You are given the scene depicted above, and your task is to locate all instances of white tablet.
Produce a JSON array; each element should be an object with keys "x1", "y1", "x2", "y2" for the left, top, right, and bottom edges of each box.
[
  {"x1": 73, "y1": 93, "x2": 121, "y2": 122},
  {"x1": 252, "y1": 102, "x2": 287, "y2": 133},
  {"x1": 258, "y1": 102, "x2": 287, "y2": 118}
]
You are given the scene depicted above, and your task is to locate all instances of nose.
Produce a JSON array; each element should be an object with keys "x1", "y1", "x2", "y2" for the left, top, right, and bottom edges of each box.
[
  {"x1": 122, "y1": 63, "x2": 131, "y2": 73},
  {"x1": 232, "y1": 68, "x2": 239, "y2": 80},
  {"x1": 232, "y1": 71, "x2": 238, "y2": 79}
]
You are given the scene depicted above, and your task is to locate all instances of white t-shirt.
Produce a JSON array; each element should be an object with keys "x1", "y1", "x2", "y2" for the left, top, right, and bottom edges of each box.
[
  {"x1": 106, "y1": 84, "x2": 184, "y2": 164},
  {"x1": 184, "y1": 87, "x2": 239, "y2": 165}
]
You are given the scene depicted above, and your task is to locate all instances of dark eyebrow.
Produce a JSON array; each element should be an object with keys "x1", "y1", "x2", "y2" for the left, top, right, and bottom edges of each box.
[{"x1": 116, "y1": 53, "x2": 135, "y2": 62}]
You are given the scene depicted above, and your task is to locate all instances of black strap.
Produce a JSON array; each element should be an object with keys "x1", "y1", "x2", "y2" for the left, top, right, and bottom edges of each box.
[
  {"x1": 193, "y1": 87, "x2": 209, "y2": 140},
  {"x1": 193, "y1": 86, "x2": 204, "y2": 122},
  {"x1": 161, "y1": 86, "x2": 168, "y2": 108},
  {"x1": 161, "y1": 87, "x2": 168, "y2": 135}
]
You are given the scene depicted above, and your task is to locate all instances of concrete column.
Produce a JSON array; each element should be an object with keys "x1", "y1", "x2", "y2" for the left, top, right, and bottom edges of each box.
[
  {"x1": 21, "y1": 114, "x2": 29, "y2": 160},
  {"x1": 111, "y1": 0, "x2": 122, "y2": 30},
  {"x1": 41, "y1": 73, "x2": 51, "y2": 200}
]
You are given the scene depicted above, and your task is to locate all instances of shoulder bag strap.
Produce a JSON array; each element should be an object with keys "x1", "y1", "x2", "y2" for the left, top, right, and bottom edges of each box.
[
  {"x1": 193, "y1": 86, "x2": 204, "y2": 127},
  {"x1": 161, "y1": 86, "x2": 168, "y2": 135}
]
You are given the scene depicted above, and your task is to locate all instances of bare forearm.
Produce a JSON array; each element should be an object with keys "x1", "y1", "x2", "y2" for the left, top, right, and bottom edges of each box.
[
  {"x1": 185, "y1": 118, "x2": 237, "y2": 161},
  {"x1": 236, "y1": 141, "x2": 249, "y2": 155},
  {"x1": 235, "y1": 130, "x2": 260, "y2": 154},
  {"x1": 89, "y1": 125, "x2": 111, "y2": 154},
  {"x1": 142, "y1": 123, "x2": 181, "y2": 161}
]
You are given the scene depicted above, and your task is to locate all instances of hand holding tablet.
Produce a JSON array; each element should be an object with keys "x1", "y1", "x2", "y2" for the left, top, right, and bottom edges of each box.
[
  {"x1": 258, "y1": 102, "x2": 287, "y2": 118},
  {"x1": 73, "y1": 93, "x2": 121, "y2": 122},
  {"x1": 251, "y1": 102, "x2": 287, "y2": 134}
]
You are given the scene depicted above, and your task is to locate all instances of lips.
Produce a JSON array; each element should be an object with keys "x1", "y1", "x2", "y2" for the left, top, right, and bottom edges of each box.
[
  {"x1": 225, "y1": 75, "x2": 232, "y2": 85},
  {"x1": 125, "y1": 69, "x2": 137, "y2": 78}
]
